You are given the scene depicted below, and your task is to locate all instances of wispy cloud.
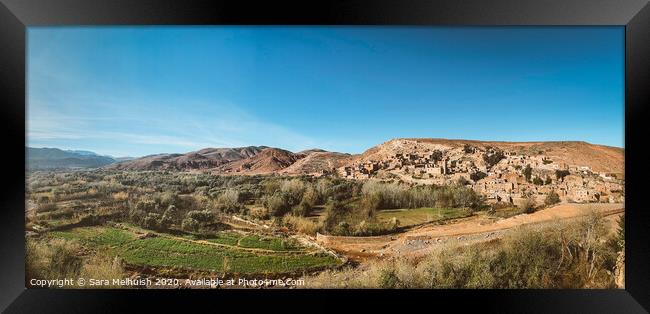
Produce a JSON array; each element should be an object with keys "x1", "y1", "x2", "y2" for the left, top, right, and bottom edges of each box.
[{"x1": 27, "y1": 93, "x2": 317, "y2": 156}]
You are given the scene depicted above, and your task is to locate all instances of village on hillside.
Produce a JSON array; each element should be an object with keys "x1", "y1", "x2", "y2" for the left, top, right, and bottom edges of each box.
[{"x1": 338, "y1": 141, "x2": 624, "y2": 206}]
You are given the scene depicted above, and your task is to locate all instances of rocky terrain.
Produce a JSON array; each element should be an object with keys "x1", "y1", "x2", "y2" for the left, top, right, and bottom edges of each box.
[
  {"x1": 107, "y1": 146, "x2": 268, "y2": 171},
  {"x1": 105, "y1": 138, "x2": 623, "y2": 177},
  {"x1": 213, "y1": 148, "x2": 305, "y2": 175},
  {"x1": 340, "y1": 138, "x2": 624, "y2": 204}
]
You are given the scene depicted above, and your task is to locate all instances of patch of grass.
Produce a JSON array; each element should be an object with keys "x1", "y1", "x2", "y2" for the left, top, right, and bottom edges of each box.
[
  {"x1": 376, "y1": 207, "x2": 468, "y2": 227},
  {"x1": 204, "y1": 231, "x2": 242, "y2": 246},
  {"x1": 490, "y1": 206, "x2": 523, "y2": 219}
]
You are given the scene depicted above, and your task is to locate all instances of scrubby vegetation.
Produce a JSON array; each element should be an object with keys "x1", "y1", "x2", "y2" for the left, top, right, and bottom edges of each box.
[
  {"x1": 483, "y1": 149, "x2": 505, "y2": 169},
  {"x1": 545, "y1": 190, "x2": 561, "y2": 206},
  {"x1": 27, "y1": 170, "x2": 485, "y2": 238},
  {"x1": 308, "y1": 213, "x2": 624, "y2": 289}
]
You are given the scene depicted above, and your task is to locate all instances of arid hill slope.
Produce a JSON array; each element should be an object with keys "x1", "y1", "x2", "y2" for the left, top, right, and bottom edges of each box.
[
  {"x1": 356, "y1": 138, "x2": 623, "y2": 174},
  {"x1": 281, "y1": 151, "x2": 353, "y2": 175},
  {"x1": 108, "y1": 146, "x2": 267, "y2": 171},
  {"x1": 107, "y1": 138, "x2": 623, "y2": 176},
  {"x1": 213, "y1": 148, "x2": 305, "y2": 175}
]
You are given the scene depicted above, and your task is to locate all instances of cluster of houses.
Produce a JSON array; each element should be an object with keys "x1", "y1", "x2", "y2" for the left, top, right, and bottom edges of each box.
[{"x1": 338, "y1": 146, "x2": 624, "y2": 205}]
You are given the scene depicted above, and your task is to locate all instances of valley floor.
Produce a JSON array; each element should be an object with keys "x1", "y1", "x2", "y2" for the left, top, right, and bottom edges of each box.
[{"x1": 315, "y1": 203, "x2": 624, "y2": 263}]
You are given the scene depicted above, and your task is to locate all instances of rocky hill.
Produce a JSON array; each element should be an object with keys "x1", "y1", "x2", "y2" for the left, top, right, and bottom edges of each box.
[
  {"x1": 214, "y1": 148, "x2": 305, "y2": 175},
  {"x1": 355, "y1": 138, "x2": 623, "y2": 174},
  {"x1": 108, "y1": 146, "x2": 268, "y2": 171},
  {"x1": 335, "y1": 138, "x2": 624, "y2": 204},
  {"x1": 281, "y1": 151, "x2": 353, "y2": 175},
  {"x1": 103, "y1": 138, "x2": 623, "y2": 183}
]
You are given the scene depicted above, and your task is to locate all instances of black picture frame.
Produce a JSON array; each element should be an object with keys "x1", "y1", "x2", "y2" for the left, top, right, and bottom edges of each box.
[{"x1": 1, "y1": 0, "x2": 648, "y2": 312}]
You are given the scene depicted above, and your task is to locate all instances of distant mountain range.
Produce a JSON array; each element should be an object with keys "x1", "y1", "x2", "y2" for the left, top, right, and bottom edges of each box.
[{"x1": 27, "y1": 147, "x2": 126, "y2": 170}]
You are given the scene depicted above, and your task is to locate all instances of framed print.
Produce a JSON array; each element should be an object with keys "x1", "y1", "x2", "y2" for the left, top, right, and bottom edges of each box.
[{"x1": 0, "y1": 0, "x2": 648, "y2": 312}]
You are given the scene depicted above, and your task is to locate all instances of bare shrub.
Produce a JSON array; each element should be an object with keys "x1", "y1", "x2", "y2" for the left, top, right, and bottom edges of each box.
[
  {"x1": 112, "y1": 191, "x2": 129, "y2": 201},
  {"x1": 519, "y1": 197, "x2": 537, "y2": 214},
  {"x1": 544, "y1": 190, "x2": 561, "y2": 206},
  {"x1": 80, "y1": 255, "x2": 125, "y2": 288},
  {"x1": 26, "y1": 238, "x2": 83, "y2": 282},
  {"x1": 282, "y1": 214, "x2": 320, "y2": 235}
]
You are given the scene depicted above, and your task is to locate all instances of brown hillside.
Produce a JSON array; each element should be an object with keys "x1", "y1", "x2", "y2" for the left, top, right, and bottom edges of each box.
[
  {"x1": 215, "y1": 148, "x2": 305, "y2": 175},
  {"x1": 355, "y1": 138, "x2": 623, "y2": 174},
  {"x1": 281, "y1": 151, "x2": 353, "y2": 175},
  {"x1": 108, "y1": 146, "x2": 267, "y2": 171}
]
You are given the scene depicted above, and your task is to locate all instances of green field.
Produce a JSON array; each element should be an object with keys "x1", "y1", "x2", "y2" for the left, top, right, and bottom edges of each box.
[
  {"x1": 50, "y1": 226, "x2": 341, "y2": 274},
  {"x1": 376, "y1": 207, "x2": 469, "y2": 227}
]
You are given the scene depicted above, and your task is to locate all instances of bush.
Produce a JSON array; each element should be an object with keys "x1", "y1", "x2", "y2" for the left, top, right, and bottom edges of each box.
[
  {"x1": 280, "y1": 179, "x2": 305, "y2": 205},
  {"x1": 249, "y1": 207, "x2": 270, "y2": 220},
  {"x1": 27, "y1": 239, "x2": 83, "y2": 281},
  {"x1": 532, "y1": 177, "x2": 544, "y2": 186},
  {"x1": 128, "y1": 208, "x2": 146, "y2": 226},
  {"x1": 352, "y1": 217, "x2": 400, "y2": 236},
  {"x1": 158, "y1": 214, "x2": 173, "y2": 230},
  {"x1": 80, "y1": 255, "x2": 125, "y2": 288},
  {"x1": 333, "y1": 221, "x2": 351, "y2": 236},
  {"x1": 519, "y1": 197, "x2": 537, "y2": 214},
  {"x1": 523, "y1": 165, "x2": 533, "y2": 182},
  {"x1": 143, "y1": 213, "x2": 161, "y2": 230},
  {"x1": 214, "y1": 202, "x2": 246, "y2": 214},
  {"x1": 483, "y1": 150, "x2": 505, "y2": 169},
  {"x1": 263, "y1": 193, "x2": 292, "y2": 217},
  {"x1": 162, "y1": 205, "x2": 180, "y2": 223},
  {"x1": 181, "y1": 217, "x2": 200, "y2": 232},
  {"x1": 430, "y1": 150, "x2": 443, "y2": 162},
  {"x1": 452, "y1": 187, "x2": 484, "y2": 210},
  {"x1": 358, "y1": 193, "x2": 380, "y2": 217},
  {"x1": 134, "y1": 200, "x2": 157, "y2": 213},
  {"x1": 186, "y1": 210, "x2": 214, "y2": 224},
  {"x1": 217, "y1": 189, "x2": 241, "y2": 207},
  {"x1": 544, "y1": 191, "x2": 561, "y2": 206},
  {"x1": 555, "y1": 170, "x2": 570, "y2": 181},
  {"x1": 378, "y1": 268, "x2": 403, "y2": 288},
  {"x1": 36, "y1": 203, "x2": 58, "y2": 213},
  {"x1": 157, "y1": 191, "x2": 180, "y2": 208},
  {"x1": 302, "y1": 186, "x2": 319, "y2": 207},
  {"x1": 292, "y1": 200, "x2": 312, "y2": 217},
  {"x1": 112, "y1": 191, "x2": 129, "y2": 201},
  {"x1": 470, "y1": 171, "x2": 487, "y2": 182},
  {"x1": 282, "y1": 214, "x2": 320, "y2": 235}
]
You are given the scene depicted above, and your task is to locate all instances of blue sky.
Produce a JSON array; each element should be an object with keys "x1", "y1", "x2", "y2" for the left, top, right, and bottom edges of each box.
[{"x1": 27, "y1": 26, "x2": 624, "y2": 157}]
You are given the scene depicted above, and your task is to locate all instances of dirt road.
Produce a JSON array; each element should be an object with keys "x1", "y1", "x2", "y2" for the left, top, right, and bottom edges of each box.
[{"x1": 317, "y1": 203, "x2": 624, "y2": 262}]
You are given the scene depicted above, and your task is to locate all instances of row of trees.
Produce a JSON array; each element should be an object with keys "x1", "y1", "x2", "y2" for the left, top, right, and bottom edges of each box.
[{"x1": 359, "y1": 181, "x2": 484, "y2": 211}]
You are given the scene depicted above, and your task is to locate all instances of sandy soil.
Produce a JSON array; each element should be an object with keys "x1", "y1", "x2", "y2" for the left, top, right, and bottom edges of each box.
[{"x1": 317, "y1": 203, "x2": 624, "y2": 262}]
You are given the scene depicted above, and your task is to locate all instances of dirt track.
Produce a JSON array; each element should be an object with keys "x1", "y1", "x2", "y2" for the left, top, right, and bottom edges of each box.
[{"x1": 317, "y1": 203, "x2": 624, "y2": 262}]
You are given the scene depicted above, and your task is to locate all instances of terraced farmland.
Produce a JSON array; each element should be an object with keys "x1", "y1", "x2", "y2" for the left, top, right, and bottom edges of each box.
[{"x1": 50, "y1": 226, "x2": 342, "y2": 274}]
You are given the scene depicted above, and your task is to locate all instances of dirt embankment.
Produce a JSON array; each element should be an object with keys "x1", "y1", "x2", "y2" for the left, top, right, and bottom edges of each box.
[{"x1": 317, "y1": 203, "x2": 624, "y2": 262}]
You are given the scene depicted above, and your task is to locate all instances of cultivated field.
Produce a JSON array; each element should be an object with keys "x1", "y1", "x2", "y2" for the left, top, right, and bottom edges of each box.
[{"x1": 49, "y1": 225, "x2": 340, "y2": 275}]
